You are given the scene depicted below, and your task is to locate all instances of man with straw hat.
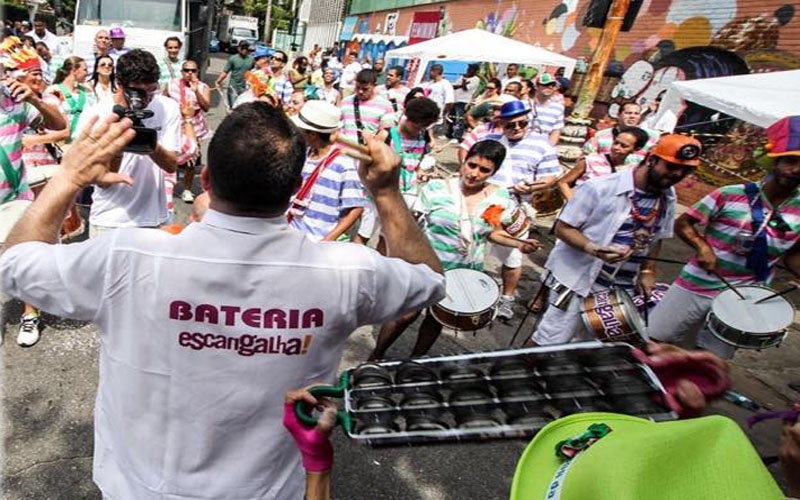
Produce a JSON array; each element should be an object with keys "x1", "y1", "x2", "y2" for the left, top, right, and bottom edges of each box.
[
  {"x1": 649, "y1": 116, "x2": 800, "y2": 359},
  {"x1": 287, "y1": 100, "x2": 366, "y2": 241}
]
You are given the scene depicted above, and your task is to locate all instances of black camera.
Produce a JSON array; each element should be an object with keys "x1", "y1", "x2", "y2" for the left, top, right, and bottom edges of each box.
[{"x1": 113, "y1": 87, "x2": 158, "y2": 154}]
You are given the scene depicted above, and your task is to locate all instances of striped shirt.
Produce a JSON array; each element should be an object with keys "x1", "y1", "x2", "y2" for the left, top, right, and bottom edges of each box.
[
  {"x1": 460, "y1": 122, "x2": 500, "y2": 154},
  {"x1": 166, "y1": 79, "x2": 211, "y2": 140},
  {"x1": 387, "y1": 124, "x2": 429, "y2": 194},
  {"x1": 579, "y1": 153, "x2": 633, "y2": 186},
  {"x1": 289, "y1": 151, "x2": 366, "y2": 241},
  {"x1": 675, "y1": 183, "x2": 800, "y2": 297},
  {"x1": 420, "y1": 179, "x2": 512, "y2": 271},
  {"x1": 596, "y1": 189, "x2": 664, "y2": 290},
  {"x1": 339, "y1": 94, "x2": 397, "y2": 144},
  {"x1": 531, "y1": 98, "x2": 565, "y2": 135},
  {"x1": 583, "y1": 127, "x2": 659, "y2": 165},
  {"x1": 272, "y1": 74, "x2": 294, "y2": 104},
  {"x1": 1, "y1": 97, "x2": 38, "y2": 203},
  {"x1": 485, "y1": 131, "x2": 561, "y2": 190}
]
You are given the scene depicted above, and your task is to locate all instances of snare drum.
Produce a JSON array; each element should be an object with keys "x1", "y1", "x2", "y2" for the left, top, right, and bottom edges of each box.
[
  {"x1": 501, "y1": 205, "x2": 531, "y2": 238},
  {"x1": 0, "y1": 200, "x2": 33, "y2": 246},
  {"x1": 430, "y1": 269, "x2": 500, "y2": 331},
  {"x1": 706, "y1": 286, "x2": 794, "y2": 350},
  {"x1": 532, "y1": 188, "x2": 564, "y2": 217},
  {"x1": 581, "y1": 288, "x2": 648, "y2": 346}
]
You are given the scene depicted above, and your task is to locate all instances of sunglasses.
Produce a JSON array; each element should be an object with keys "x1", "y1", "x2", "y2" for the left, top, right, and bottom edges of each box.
[
  {"x1": 486, "y1": 86, "x2": 497, "y2": 90},
  {"x1": 271, "y1": 56, "x2": 285, "y2": 62},
  {"x1": 182, "y1": 68, "x2": 198, "y2": 73},
  {"x1": 98, "y1": 62, "x2": 113, "y2": 68},
  {"x1": 504, "y1": 120, "x2": 529, "y2": 130}
]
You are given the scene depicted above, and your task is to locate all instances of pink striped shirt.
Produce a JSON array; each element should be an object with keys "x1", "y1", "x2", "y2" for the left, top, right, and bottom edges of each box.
[
  {"x1": 339, "y1": 94, "x2": 396, "y2": 143},
  {"x1": 676, "y1": 182, "x2": 800, "y2": 296},
  {"x1": 1, "y1": 97, "x2": 39, "y2": 203}
]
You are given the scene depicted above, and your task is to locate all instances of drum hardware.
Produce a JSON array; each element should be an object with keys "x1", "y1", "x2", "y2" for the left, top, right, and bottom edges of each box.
[
  {"x1": 489, "y1": 358, "x2": 531, "y2": 378},
  {"x1": 723, "y1": 390, "x2": 762, "y2": 412},
  {"x1": 399, "y1": 390, "x2": 442, "y2": 410},
  {"x1": 705, "y1": 285, "x2": 793, "y2": 350},
  {"x1": 356, "y1": 395, "x2": 395, "y2": 411},
  {"x1": 441, "y1": 365, "x2": 485, "y2": 381},
  {"x1": 406, "y1": 415, "x2": 450, "y2": 432},
  {"x1": 352, "y1": 363, "x2": 393, "y2": 389},
  {"x1": 395, "y1": 361, "x2": 438, "y2": 384},
  {"x1": 456, "y1": 413, "x2": 503, "y2": 429},
  {"x1": 612, "y1": 394, "x2": 664, "y2": 415},
  {"x1": 754, "y1": 285, "x2": 798, "y2": 304},
  {"x1": 449, "y1": 385, "x2": 494, "y2": 406}
]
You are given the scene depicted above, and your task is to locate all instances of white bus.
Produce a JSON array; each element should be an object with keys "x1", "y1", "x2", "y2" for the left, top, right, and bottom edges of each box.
[{"x1": 73, "y1": 0, "x2": 212, "y2": 75}]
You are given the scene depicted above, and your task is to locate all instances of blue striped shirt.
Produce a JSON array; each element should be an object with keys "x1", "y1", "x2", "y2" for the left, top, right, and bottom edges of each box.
[
  {"x1": 273, "y1": 74, "x2": 294, "y2": 104},
  {"x1": 531, "y1": 98, "x2": 565, "y2": 135},
  {"x1": 485, "y1": 132, "x2": 561, "y2": 189},
  {"x1": 596, "y1": 189, "x2": 664, "y2": 289},
  {"x1": 290, "y1": 152, "x2": 366, "y2": 240}
]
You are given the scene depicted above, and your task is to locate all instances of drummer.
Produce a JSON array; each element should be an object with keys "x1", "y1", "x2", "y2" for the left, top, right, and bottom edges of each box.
[
  {"x1": 1, "y1": 36, "x2": 66, "y2": 347},
  {"x1": 484, "y1": 100, "x2": 561, "y2": 321},
  {"x1": 368, "y1": 140, "x2": 540, "y2": 360},
  {"x1": 530, "y1": 134, "x2": 700, "y2": 346},
  {"x1": 649, "y1": 116, "x2": 800, "y2": 359}
]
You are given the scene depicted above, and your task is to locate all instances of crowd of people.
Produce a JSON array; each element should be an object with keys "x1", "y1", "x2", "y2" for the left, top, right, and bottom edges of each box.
[{"x1": 2, "y1": 18, "x2": 800, "y2": 500}]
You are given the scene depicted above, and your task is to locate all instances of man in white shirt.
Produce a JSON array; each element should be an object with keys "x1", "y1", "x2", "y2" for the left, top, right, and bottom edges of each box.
[
  {"x1": 340, "y1": 51, "x2": 363, "y2": 97},
  {"x1": 31, "y1": 17, "x2": 65, "y2": 56},
  {"x1": 379, "y1": 65, "x2": 411, "y2": 121},
  {"x1": 451, "y1": 63, "x2": 480, "y2": 141},
  {"x1": 424, "y1": 63, "x2": 454, "y2": 138},
  {"x1": 500, "y1": 63, "x2": 521, "y2": 89},
  {"x1": 0, "y1": 102, "x2": 444, "y2": 500},
  {"x1": 77, "y1": 49, "x2": 179, "y2": 235}
]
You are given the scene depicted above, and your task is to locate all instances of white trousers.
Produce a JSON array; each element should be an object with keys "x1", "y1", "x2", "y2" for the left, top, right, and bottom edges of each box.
[{"x1": 647, "y1": 285, "x2": 736, "y2": 359}]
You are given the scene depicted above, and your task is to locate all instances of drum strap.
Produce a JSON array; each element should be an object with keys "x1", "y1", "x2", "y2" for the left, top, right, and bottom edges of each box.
[
  {"x1": 58, "y1": 83, "x2": 86, "y2": 138},
  {"x1": 353, "y1": 96, "x2": 366, "y2": 146},
  {"x1": 744, "y1": 182, "x2": 770, "y2": 282}
]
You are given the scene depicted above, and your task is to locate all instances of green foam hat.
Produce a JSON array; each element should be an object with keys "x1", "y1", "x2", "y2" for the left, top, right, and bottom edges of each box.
[{"x1": 510, "y1": 412, "x2": 783, "y2": 500}]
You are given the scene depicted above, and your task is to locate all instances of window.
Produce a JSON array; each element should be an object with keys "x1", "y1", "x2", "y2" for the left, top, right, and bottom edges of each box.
[{"x1": 76, "y1": 0, "x2": 181, "y2": 31}]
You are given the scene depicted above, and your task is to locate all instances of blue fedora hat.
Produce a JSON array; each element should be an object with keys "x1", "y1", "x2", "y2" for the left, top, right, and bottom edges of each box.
[{"x1": 500, "y1": 99, "x2": 530, "y2": 120}]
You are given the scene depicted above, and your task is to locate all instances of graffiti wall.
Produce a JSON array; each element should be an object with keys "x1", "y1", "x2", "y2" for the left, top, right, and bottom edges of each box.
[{"x1": 352, "y1": 0, "x2": 799, "y2": 190}]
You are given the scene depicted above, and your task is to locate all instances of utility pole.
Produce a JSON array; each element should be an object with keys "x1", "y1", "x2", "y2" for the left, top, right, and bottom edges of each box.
[
  {"x1": 573, "y1": 0, "x2": 631, "y2": 118},
  {"x1": 264, "y1": 0, "x2": 272, "y2": 44}
]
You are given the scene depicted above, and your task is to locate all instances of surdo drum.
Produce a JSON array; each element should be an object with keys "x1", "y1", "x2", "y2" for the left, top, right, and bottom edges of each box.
[
  {"x1": 430, "y1": 269, "x2": 500, "y2": 331},
  {"x1": 706, "y1": 285, "x2": 794, "y2": 350},
  {"x1": 581, "y1": 288, "x2": 649, "y2": 346}
]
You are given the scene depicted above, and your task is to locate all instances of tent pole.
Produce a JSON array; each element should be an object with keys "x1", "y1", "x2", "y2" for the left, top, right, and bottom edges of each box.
[{"x1": 573, "y1": 0, "x2": 630, "y2": 118}]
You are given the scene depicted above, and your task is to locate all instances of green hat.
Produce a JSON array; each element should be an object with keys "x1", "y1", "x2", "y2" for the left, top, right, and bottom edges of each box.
[{"x1": 510, "y1": 412, "x2": 783, "y2": 500}]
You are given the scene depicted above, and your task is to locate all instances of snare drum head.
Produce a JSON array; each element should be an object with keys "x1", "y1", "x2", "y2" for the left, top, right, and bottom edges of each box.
[
  {"x1": 439, "y1": 269, "x2": 500, "y2": 314},
  {"x1": 0, "y1": 200, "x2": 33, "y2": 244},
  {"x1": 712, "y1": 286, "x2": 795, "y2": 334},
  {"x1": 26, "y1": 164, "x2": 60, "y2": 185}
]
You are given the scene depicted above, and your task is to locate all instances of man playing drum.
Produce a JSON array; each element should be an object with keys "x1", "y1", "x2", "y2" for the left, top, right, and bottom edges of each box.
[
  {"x1": 1, "y1": 36, "x2": 66, "y2": 347},
  {"x1": 649, "y1": 116, "x2": 800, "y2": 359},
  {"x1": 368, "y1": 140, "x2": 540, "y2": 360},
  {"x1": 530, "y1": 134, "x2": 701, "y2": 346},
  {"x1": 484, "y1": 100, "x2": 561, "y2": 321}
]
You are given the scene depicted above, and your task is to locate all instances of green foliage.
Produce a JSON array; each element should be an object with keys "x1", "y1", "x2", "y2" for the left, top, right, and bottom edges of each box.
[{"x1": 230, "y1": 0, "x2": 293, "y2": 35}]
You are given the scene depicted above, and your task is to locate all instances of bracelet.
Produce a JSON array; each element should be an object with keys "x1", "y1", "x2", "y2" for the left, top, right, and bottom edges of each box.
[{"x1": 639, "y1": 269, "x2": 656, "y2": 274}]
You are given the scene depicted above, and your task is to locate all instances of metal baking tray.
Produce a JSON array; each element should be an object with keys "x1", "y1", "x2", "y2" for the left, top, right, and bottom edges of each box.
[{"x1": 329, "y1": 342, "x2": 677, "y2": 446}]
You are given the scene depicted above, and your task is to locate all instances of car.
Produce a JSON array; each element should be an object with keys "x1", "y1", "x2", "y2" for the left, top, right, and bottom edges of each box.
[{"x1": 209, "y1": 31, "x2": 220, "y2": 53}]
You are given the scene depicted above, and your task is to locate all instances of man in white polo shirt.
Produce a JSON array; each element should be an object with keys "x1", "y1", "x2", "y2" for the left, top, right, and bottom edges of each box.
[{"x1": 0, "y1": 102, "x2": 444, "y2": 500}]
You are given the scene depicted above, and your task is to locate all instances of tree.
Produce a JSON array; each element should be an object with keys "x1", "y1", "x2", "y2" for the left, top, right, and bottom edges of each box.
[{"x1": 236, "y1": 0, "x2": 293, "y2": 35}]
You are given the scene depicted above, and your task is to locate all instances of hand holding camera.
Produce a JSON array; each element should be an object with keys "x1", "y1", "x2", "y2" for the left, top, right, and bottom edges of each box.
[{"x1": 112, "y1": 87, "x2": 158, "y2": 154}]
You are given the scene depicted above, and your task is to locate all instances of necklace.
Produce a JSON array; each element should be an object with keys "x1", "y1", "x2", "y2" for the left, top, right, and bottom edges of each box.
[{"x1": 630, "y1": 191, "x2": 661, "y2": 224}]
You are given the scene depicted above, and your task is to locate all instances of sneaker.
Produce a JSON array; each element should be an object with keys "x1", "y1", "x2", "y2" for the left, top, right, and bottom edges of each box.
[
  {"x1": 496, "y1": 295, "x2": 515, "y2": 321},
  {"x1": 181, "y1": 190, "x2": 195, "y2": 203},
  {"x1": 17, "y1": 314, "x2": 41, "y2": 347}
]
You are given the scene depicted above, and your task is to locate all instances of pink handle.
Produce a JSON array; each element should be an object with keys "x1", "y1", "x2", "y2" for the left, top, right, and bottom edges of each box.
[{"x1": 282, "y1": 402, "x2": 334, "y2": 473}]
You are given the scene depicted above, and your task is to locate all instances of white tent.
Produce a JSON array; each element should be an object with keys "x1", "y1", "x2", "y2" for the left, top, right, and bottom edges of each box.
[
  {"x1": 656, "y1": 70, "x2": 800, "y2": 130},
  {"x1": 385, "y1": 28, "x2": 577, "y2": 85}
]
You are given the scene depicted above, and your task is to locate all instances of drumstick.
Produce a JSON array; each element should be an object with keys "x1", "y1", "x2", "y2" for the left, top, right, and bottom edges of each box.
[
  {"x1": 754, "y1": 285, "x2": 798, "y2": 304},
  {"x1": 710, "y1": 270, "x2": 746, "y2": 300},
  {"x1": 641, "y1": 256, "x2": 687, "y2": 266},
  {"x1": 341, "y1": 149, "x2": 373, "y2": 163},
  {"x1": 333, "y1": 133, "x2": 371, "y2": 155}
]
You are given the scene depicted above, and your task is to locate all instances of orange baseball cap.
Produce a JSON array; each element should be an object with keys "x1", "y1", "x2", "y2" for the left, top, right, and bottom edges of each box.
[{"x1": 650, "y1": 134, "x2": 703, "y2": 167}]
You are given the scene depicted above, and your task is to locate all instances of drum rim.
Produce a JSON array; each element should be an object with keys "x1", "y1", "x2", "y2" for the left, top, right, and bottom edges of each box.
[
  {"x1": 711, "y1": 285, "x2": 795, "y2": 334},
  {"x1": 437, "y1": 268, "x2": 501, "y2": 313},
  {"x1": 706, "y1": 311, "x2": 788, "y2": 349}
]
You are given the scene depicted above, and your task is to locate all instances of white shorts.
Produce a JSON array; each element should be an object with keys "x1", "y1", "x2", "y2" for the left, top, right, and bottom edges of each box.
[{"x1": 491, "y1": 244, "x2": 523, "y2": 269}]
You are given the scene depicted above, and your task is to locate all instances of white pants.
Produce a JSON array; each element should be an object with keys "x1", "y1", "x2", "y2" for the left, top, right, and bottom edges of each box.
[
  {"x1": 647, "y1": 285, "x2": 736, "y2": 359},
  {"x1": 532, "y1": 280, "x2": 610, "y2": 345},
  {"x1": 491, "y1": 244, "x2": 523, "y2": 269}
]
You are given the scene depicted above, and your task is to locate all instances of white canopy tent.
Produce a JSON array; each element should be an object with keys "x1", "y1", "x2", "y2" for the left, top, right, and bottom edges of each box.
[
  {"x1": 656, "y1": 70, "x2": 800, "y2": 130},
  {"x1": 385, "y1": 28, "x2": 577, "y2": 86}
]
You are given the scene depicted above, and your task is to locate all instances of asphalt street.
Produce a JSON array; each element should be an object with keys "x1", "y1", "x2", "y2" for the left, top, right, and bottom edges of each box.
[{"x1": 1, "y1": 53, "x2": 798, "y2": 499}]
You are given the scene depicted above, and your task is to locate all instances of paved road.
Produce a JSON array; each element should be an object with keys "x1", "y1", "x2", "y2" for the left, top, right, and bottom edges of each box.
[{"x1": 1, "y1": 53, "x2": 798, "y2": 499}]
